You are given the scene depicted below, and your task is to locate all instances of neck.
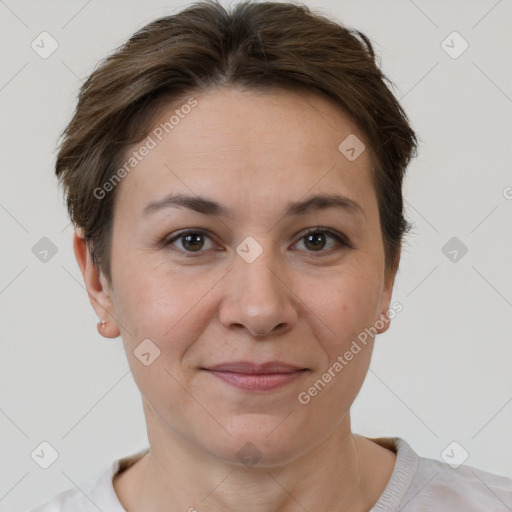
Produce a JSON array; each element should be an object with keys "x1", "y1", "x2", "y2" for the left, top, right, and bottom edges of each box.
[{"x1": 117, "y1": 405, "x2": 395, "y2": 512}]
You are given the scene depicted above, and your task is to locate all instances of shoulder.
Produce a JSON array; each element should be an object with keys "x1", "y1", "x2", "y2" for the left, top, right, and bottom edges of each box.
[
  {"x1": 28, "y1": 447, "x2": 149, "y2": 512},
  {"x1": 29, "y1": 486, "x2": 96, "y2": 512},
  {"x1": 397, "y1": 438, "x2": 512, "y2": 511}
]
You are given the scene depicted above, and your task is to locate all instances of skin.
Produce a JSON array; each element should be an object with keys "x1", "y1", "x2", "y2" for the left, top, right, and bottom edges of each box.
[{"x1": 74, "y1": 86, "x2": 399, "y2": 512}]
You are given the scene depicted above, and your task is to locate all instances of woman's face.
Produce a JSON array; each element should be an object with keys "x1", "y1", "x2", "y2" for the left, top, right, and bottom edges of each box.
[{"x1": 89, "y1": 86, "x2": 396, "y2": 465}]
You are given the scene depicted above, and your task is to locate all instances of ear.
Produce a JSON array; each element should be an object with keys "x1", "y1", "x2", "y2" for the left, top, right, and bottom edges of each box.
[
  {"x1": 73, "y1": 227, "x2": 120, "y2": 338},
  {"x1": 375, "y1": 247, "x2": 401, "y2": 335}
]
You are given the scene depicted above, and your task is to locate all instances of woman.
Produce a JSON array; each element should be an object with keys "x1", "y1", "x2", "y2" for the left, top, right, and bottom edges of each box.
[{"x1": 31, "y1": 1, "x2": 512, "y2": 511}]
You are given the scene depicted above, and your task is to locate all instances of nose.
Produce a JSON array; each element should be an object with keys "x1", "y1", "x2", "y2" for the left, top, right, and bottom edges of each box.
[{"x1": 219, "y1": 245, "x2": 298, "y2": 338}]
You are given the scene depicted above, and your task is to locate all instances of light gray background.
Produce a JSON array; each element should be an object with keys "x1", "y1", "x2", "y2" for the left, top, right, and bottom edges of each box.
[{"x1": 1, "y1": 0, "x2": 511, "y2": 510}]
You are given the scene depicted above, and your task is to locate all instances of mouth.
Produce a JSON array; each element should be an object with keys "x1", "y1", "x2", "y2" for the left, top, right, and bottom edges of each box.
[{"x1": 201, "y1": 361, "x2": 309, "y2": 391}]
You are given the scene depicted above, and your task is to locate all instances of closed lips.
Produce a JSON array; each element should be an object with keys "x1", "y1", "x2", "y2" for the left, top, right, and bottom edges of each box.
[{"x1": 204, "y1": 362, "x2": 308, "y2": 374}]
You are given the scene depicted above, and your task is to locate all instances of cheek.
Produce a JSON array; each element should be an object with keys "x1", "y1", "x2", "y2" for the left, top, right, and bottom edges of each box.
[
  {"x1": 298, "y1": 277, "x2": 378, "y2": 416},
  {"x1": 112, "y1": 258, "x2": 225, "y2": 364},
  {"x1": 310, "y1": 266, "x2": 382, "y2": 349},
  {"x1": 112, "y1": 271, "x2": 205, "y2": 418}
]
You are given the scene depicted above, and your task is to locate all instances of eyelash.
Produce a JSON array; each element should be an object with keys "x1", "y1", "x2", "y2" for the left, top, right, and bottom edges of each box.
[{"x1": 163, "y1": 227, "x2": 353, "y2": 258}]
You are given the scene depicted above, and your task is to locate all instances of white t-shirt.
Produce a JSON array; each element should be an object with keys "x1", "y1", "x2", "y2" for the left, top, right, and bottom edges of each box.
[{"x1": 29, "y1": 437, "x2": 512, "y2": 511}]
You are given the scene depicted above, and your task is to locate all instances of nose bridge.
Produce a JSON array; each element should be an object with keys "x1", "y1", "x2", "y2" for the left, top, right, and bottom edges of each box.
[
  {"x1": 235, "y1": 236, "x2": 284, "y2": 305},
  {"x1": 220, "y1": 235, "x2": 296, "y2": 336}
]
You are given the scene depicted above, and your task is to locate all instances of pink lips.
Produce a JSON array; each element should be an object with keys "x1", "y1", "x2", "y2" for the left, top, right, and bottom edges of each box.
[{"x1": 203, "y1": 361, "x2": 309, "y2": 391}]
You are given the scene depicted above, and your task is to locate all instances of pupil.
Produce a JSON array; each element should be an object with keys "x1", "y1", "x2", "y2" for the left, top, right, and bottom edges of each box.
[
  {"x1": 305, "y1": 232, "x2": 325, "y2": 251},
  {"x1": 183, "y1": 233, "x2": 203, "y2": 251}
]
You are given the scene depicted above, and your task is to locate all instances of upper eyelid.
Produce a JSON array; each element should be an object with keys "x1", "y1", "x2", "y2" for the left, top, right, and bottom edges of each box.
[{"x1": 165, "y1": 227, "x2": 351, "y2": 250}]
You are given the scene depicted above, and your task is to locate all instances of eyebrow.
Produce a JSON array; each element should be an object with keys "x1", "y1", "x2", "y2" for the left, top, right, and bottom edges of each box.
[{"x1": 142, "y1": 192, "x2": 366, "y2": 220}]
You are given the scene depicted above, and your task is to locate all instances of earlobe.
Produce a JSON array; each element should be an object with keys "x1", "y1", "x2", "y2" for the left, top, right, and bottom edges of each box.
[
  {"x1": 376, "y1": 260, "x2": 399, "y2": 335},
  {"x1": 73, "y1": 228, "x2": 120, "y2": 339},
  {"x1": 376, "y1": 309, "x2": 391, "y2": 335},
  {"x1": 96, "y1": 318, "x2": 118, "y2": 338}
]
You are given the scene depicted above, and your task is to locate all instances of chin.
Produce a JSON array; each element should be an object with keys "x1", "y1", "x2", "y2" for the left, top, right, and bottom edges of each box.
[{"x1": 204, "y1": 418, "x2": 310, "y2": 467}]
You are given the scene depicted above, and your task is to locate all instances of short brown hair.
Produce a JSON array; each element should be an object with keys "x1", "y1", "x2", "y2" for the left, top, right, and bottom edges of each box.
[{"x1": 56, "y1": 0, "x2": 418, "y2": 286}]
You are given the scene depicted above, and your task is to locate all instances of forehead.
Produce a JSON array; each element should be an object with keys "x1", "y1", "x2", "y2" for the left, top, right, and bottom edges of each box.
[{"x1": 113, "y1": 86, "x2": 376, "y2": 222}]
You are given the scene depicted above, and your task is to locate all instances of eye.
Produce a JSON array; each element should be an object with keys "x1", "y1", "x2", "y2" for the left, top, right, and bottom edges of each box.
[
  {"x1": 163, "y1": 227, "x2": 352, "y2": 257},
  {"x1": 292, "y1": 227, "x2": 352, "y2": 255},
  {"x1": 164, "y1": 230, "x2": 217, "y2": 256}
]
